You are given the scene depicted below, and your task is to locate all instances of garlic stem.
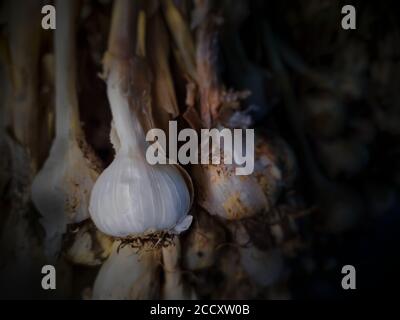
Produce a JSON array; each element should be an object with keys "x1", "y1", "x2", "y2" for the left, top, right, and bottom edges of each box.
[
  {"x1": 8, "y1": 0, "x2": 41, "y2": 169},
  {"x1": 32, "y1": 0, "x2": 100, "y2": 259},
  {"x1": 148, "y1": 12, "x2": 179, "y2": 119},
  {"x1": 162, "y1": 0, "x2": 197, "y2": 82},
  {"x1": 162, "y1": 238, "x2": 196, "y2": 300},
  {"x1": 107, "y1": 0, "x2": 137, "y2": 59},
  {"x1": 55, "y1": 0, "x2": 81, "y2": 140},
  {"x1": 105, "y1": 0, "x2": 146, "y2": 152},
  {"x1": 136, "y1": 10, "x2": 146, "y2": 58},
  {"x1": 106, "y1": 67, "x2": 147, "y2": 152}
]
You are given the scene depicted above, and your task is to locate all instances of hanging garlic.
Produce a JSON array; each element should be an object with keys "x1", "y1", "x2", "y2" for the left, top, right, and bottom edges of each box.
[
  {"x1": 31, "y1": 0, "x2": 100, "y2": 260},
  {"x1": 191, "y1": 6, "x2": 295, "y2": 221},
  {"x1": 0, "y1": 1, "x2": 75, "y2": 299},
  {"x1": 162, "y1": 238, "x2": 197, "y2": 300},
  {"x1": 89, "y1": 0, "x2": 192, "y2": 238},
  {"x1": 92, "y1": 241, "x2": 160, "y2": 299}
]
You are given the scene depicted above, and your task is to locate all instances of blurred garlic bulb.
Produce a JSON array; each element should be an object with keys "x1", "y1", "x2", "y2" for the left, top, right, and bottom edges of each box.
[
  {"x1": 65, "y1": 221, "x2": 113, "y2": 266},
  {"x1": 193, "y1": 160, "x2": 267, "y2": 220},
  {"x1": 92, "y1": 241, "x2": 160, "y2": 300},
  {"x1": 31, "y1": 0, "x2": 100, "y2": 260},
  {"x1": 193, "y1": 134, "x2": 292, "y2": 220},
  {"x1": 302, "y1": 94, "x2": 346, "y2": 139},
  {"x1": 234, "y1": 224, "x2": 285, "y2": 287},
  {"x1": 89, "y1": 0, "x2": 192, "y2": 238},
  {"x1": 183, "y1": 209, "x2": 225, "y2": 271},
  {"x1": 217, "y1": 245, "x2": 258, "y2": 299},
  {"x1": 162, "y1": 238, "x2": 197, "y2": 300}
]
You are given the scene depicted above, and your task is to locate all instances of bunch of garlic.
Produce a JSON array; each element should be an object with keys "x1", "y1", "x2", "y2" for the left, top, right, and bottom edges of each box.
[
  {"x1": 31, "y1": 0, "x2": 100, "y2": 260},
  {"x1": 89, "y1": 0, "x2": 192, "y2": 238}
]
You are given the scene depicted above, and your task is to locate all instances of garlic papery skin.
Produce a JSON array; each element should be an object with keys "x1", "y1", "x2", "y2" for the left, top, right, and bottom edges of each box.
[
  {"x1": 31, "y1": 0, "x2": 100, "y2": 260},
  {"x1": 89, "y1": 62, "x2": 192, "y2": 237},
  {"x1": 92, "y1": 241, "x2": 160, "y2": 300}
]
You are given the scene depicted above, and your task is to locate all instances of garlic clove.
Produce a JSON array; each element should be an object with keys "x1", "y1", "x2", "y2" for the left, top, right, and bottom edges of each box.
[{"x1": 92, "y1": 241, "x2": 160, "y2": 300}]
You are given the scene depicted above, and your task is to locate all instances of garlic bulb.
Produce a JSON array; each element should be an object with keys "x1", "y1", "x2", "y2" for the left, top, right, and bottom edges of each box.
[
  {"x1": 92, "y1": 241, "x2": 160, "y2": 300},
  {"x1": 31, "y1": 0, "x2": 100, "y2": 259},
  {"x1": 192, "y1": 134, "x2": 292, "y2": 220},
  {"x1": 89, "y1": 0, "x2": 192, "y2": 238},
  {"x1": 193, "y1": 161, "x2": 267, "y2": 220}
]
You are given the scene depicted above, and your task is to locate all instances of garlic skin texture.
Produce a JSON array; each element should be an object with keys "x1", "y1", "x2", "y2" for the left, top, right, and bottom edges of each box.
[{"x1": 89, "y1": 65, "x2": 192, "y2": 237}]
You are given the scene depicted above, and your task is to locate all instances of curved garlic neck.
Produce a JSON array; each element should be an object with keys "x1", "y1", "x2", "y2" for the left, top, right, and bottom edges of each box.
[{"x1": 106, "y1": 69, "x2": 147, "y2": 153}]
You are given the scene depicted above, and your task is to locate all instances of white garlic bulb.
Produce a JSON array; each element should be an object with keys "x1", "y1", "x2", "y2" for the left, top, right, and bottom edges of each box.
[
  {"x1": 92, "y1": 241, "x2": 160, "y2": 300},
  {"x1": 31, "y1": 0, "x2": 100, "y2": 259},
  {"x1": 89, "y1": 62, "x2": 192, "y2": 237}
]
